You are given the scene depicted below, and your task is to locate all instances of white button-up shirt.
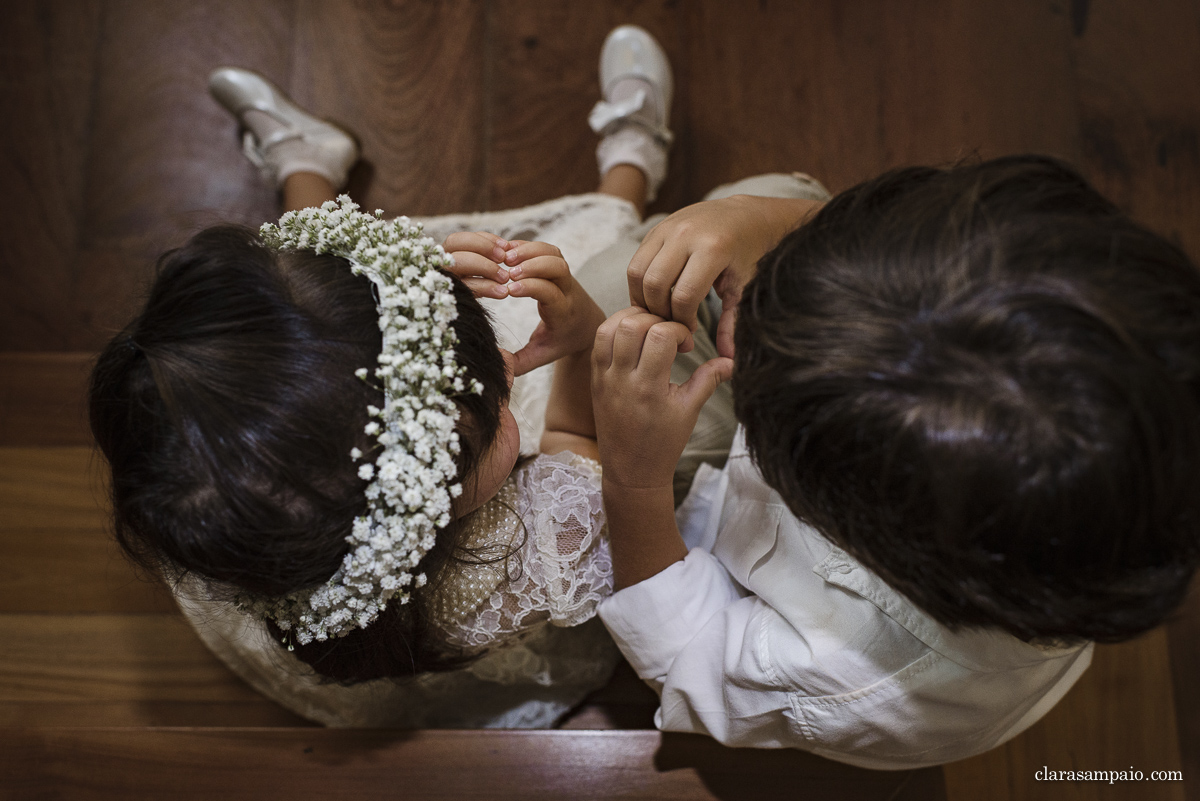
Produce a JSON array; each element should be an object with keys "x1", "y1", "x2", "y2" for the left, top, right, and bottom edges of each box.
[{"x1": 599, "y1": 429, "x2": 1093, "y2": 769}]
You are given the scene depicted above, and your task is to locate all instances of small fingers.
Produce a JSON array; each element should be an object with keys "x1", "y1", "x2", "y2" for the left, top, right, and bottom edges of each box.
[
  {"x1": 505, "y1": 253, "x2": 569, "y2": 283},
  {"x1": 594, "y1": 306, "x2": 650, "y2": 369},
  {"x1": 610, "y1": 311, "x2": 667, "y2": 372},
  {"x1": 626, "y1": 227, "x2": 665, "y2": 312},
  {"x1": 460, "y1": 277, "x2": 510, "y2": 299},
  {"x1": 638, "y1": 238, "x2": 690, "y2": 321},
  {"x1": 714, "y1": 299, "x2": 740, "y2": 360},
  {"x1": 444, "y1": 251, "x2": 511, "y2": 296},
  {"x1": 638, "y1": 320, "x2": 693, "y2": 376},
  {"x1": 443, "y1": 231, "x2": 510, "y2": 265},
  {"x1": 680, "y1": 356, "x2": 735, "y2": 412},
  {"x1": 507, "y1": 276, "x2": 566, "y2": 306},
  {"x1": 510, "y1": 329, "x2": 553, "y2": 377},
  {"x1": 503, "y1": 240, "x2": 562, "y2": 267}
]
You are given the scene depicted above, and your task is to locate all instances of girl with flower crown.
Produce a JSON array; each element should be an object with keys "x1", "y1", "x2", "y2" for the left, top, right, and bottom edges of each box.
[{"x1": 89, "y1": 27, "x2": 826, "y2": 727}]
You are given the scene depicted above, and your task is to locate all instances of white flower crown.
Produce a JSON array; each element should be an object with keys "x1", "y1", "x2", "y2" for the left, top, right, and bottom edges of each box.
[{"x1": 243, "y1": 196, "x2": 481, "y2": 647}]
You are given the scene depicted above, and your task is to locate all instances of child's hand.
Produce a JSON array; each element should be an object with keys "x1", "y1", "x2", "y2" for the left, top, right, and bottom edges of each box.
[
  {"x1": 504, "y1": 241, "x2": 605, "y2": 377},
  {"x1": 441, "y1": 231, "x2": 512, "y2": 300},
  {"x1": 626, "y1": 195, "x2": 823, "y2": 358},
  {"x1": 592, "y1": 307, "x2": 733, "y2": 491}
]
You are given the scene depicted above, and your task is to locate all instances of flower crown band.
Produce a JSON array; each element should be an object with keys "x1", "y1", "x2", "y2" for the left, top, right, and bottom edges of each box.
[{"x1": 244, "y1": 196, "x2": 481, "y2": 646}]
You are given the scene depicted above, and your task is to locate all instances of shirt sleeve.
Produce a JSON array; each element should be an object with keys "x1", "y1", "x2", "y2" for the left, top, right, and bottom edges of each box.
[
  {"x1": 599, "y1": 549, "x2": 742, "y2": 685},
  {"x1": 598, "y1": 548, "x2": 804, "y2": 748},
  {"x1": 599, "y1": 542, "x2": 1097, "y2": 759}
]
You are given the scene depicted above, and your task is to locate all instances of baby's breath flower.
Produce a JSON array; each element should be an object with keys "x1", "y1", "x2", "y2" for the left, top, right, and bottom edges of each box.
[{"x1": 241, "y1": 196, "x2": 483, "y2": 644}]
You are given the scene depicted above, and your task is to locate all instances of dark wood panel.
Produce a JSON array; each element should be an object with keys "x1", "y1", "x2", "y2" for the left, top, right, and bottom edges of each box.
[
  {"x1": 0, "y1": 0, "x2": 104, "y2": 350},
  {"x1": 0, "y1": 353, "x2": 93, "y2": 446},
  {"x1": 486, "y1": 1, "x2": 686, "y2": 214},
  {"x1": 1068, "y1": 0, "x2": 1200, "y2": 261},
  {"x1": 75, "y1": 0, "x2": 293, "y2": 350},
  {"x1": 0, "y1": 701, "x2": 311, "y2": 728},
  {"x1": 1167, "y1": 578, "x2": 1200, "y2": 801},
  {"x1": 559, "y1": 661, "x2": 658, "y2": 730},
  {"x1": 943, "y1": 631, "x2": 1185, "y2": 801},
  {"x1": 0, "y1": 728, "x2": 945, "y2": 801},
  {"x1": 1064, "y1": 6, "x2": 1200, "y2": 798},
  {"x1": 292, "y1": 0, "x2": 489, "y2": 217},
  {"x1": 683, "y1": 0, "x2": 1081, "y2": 201}
]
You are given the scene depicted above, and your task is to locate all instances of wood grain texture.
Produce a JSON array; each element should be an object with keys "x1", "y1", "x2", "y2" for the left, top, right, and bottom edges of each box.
[
  {"x1": 0, "y1": 728, "x2": 944, "y2": 801},
  {"x1": 1, "y1": 2, "x2": 1198, "y2": 796},
  {"x1": 292, "y1": 0, "x2": 489, "y2": 217},
  {"x1": 0, "y1": 447, "x2": 107, "y2": 530},
  {"x1": 0, "y1": 701, "x2": 310, "y2": 728},
  {"x1": 1167, "y1": 578, "x2": 1200, "y2": 801},
  {"x1": 0, "y1": 614, "x2": 261, "y2": 703},
  {"x1": 1068, "y1": 0, "x2": 1200, "y2": 261},
  {"x1": 0, "y1": 526, "x2": 174, "y2": 614},
  {"x1": 0, "y1": 0, "x2": 103, "y2": 350},
  {"x1": 486, "y1": 0, "x2": 687, "y2": 214},
  {"x1": 83, "y1": 0, "x2": 291, "y2": 250},
  {"x1": 0, "y1": 433, "x2": 172, "y2": 614},
  {"x1": 0, "y1": 612, "x2": 309, "y2": 725},
  {"x1": 943, "y1": 631, "x2": 1185, "y2": 801},
  {"x1": 683, "y1": 0, "x2": 1082, "y2": 200},
  {"x1": 0, "y1": 353, "x2": 93, "y2": 446},
  {"x1": 1064, "y1": 4, "x2": 1200, "y2": 798},
  {"x1": 73, "y1": 0, "x2": 293, "y2": 351}
]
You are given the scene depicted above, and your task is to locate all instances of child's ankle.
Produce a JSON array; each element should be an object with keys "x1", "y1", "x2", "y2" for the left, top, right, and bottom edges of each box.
[
  {"x1": 596, "y1": 128, "x2": 667, "y2": 205},
  {"x1": 598, "y1": 163, "x2": 649, "y2": 216}
]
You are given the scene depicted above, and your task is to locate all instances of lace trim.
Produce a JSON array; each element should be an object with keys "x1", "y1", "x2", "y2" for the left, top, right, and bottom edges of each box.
[{"x1": 432, "y1": 451, "x2": 611, "y2": 656}]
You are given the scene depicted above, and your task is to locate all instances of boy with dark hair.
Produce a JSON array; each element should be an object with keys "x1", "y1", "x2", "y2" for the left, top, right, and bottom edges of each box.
[{"x1": 592, "y1": 156, "x2": 1200, "y2": 767}]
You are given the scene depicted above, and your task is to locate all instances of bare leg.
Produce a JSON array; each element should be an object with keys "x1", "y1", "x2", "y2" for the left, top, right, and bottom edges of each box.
[
  {"x1": 597, "y1": 164, "x2": 647, "y2": 219},
  {"x1": 283, "y1": 172, "x2": 338, "y2": 213}
]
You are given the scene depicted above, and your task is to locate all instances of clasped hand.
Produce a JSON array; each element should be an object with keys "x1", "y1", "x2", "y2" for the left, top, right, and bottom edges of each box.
[
  {"x1": 442, "y1": 231, "x2": 605, "y2": 377},
  {"x1": 591, "y1": 307, "x2": 733, "y2": 491},
  {"x1": 626, "y1": 193, "x2": 823, "y2": 358}
]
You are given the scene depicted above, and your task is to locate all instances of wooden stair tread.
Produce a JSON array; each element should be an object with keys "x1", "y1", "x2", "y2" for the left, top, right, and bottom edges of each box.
[
  {"x1": 0, "y1": 353, "x2": 94, "y2": 447},
  {"x1": 0, "y1": 614, "x2": 259, "y2": 703},
  {"x1": 0, "y1": 728, "x2": 945, "y2": 801}
]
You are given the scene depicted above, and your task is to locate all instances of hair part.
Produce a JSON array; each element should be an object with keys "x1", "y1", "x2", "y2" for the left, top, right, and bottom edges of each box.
[{"x1": 734, "y1": 155, "x2": 1200, "y2": 642}]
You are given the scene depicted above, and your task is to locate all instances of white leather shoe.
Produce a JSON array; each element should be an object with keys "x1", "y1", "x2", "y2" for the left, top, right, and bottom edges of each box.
[
  {"x1": 588, "y1": 25, "x2": 673, "y2": 145},
  {"x1": 208, "y1": 67, "x2": 359, "y2": 189}
]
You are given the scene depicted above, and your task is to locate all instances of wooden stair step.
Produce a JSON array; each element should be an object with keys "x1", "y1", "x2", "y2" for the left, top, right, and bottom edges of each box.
[
  {"x1": 0, "y1": 728, "x2": 945, "y2": 801},
  {"x1": 0, "y1": 614, "x2": 259, "y2": 704},
  {"x1": 0, "y1": 353, "x2": 94, "y2": 447}
]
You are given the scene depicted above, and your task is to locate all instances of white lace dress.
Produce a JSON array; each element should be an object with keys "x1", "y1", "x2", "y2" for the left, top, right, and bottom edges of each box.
[{"x1": 176, "y1": 193, "x2": 641, "y2": 727}]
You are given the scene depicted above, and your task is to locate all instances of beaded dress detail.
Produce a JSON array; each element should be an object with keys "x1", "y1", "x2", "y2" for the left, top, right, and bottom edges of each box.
[{"x1": 435, "y1": 452, "x2": 610, "y2": 657}]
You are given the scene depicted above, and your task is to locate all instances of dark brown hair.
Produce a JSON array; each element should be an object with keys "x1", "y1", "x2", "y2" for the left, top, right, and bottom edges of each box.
[
  {"x1": 735, "y1": 155, "x2": 1200, "y2": 642},
  {"x1": 89, "y1": 225, "x2": 509, "y2": 680}
]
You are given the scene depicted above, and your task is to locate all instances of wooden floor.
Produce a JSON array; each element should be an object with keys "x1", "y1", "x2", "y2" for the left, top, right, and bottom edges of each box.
[{"x1": 2, "y1": 1, "x2": 1198, "y2": 798}]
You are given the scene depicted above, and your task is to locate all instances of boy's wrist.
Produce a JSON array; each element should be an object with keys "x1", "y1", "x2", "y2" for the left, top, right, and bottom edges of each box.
[
  {"x1": 602, "y1": 475, "x2": 675, "y2": 499},
  {"x1": 598, "y1": 447, "x2": 678, "y2": 492},
  {"x1": 601, "y1": 479, "x2": 684, "y2": 590}
]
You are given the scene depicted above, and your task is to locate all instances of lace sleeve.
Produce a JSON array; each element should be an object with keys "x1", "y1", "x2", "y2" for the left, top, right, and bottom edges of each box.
[{"x1": 434, "y1": 451, "x2": 612, "y2": 653}]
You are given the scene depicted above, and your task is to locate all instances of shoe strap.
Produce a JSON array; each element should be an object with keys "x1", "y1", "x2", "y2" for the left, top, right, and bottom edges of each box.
[
  {"x1": 241, "y1": 130, "x2": 267, "y2": 170},
  {"x1": 588, "y1": 90, "x2": 673, "y2": 145}
]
